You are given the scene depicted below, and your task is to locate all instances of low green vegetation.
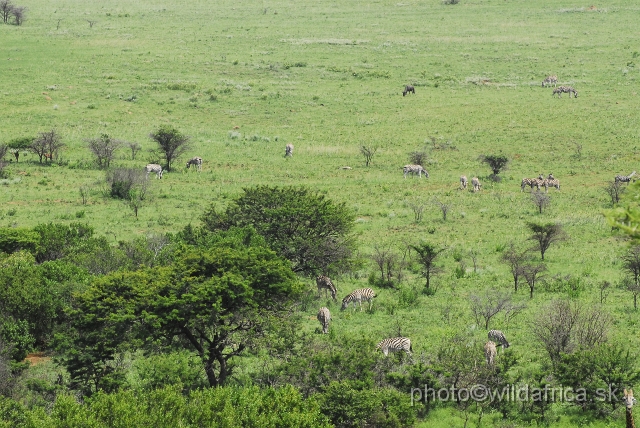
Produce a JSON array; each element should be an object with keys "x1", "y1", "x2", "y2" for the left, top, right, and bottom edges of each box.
[{"x1": 1, "y1": 0, "x2": 640, "y2": 426}]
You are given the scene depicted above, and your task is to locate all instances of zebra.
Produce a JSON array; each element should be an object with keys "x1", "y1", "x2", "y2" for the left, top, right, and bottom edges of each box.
[
  {"x1": 376, "y1": 337, "x2": 412, "y2": 356},
  {"x1": 186, "y1": 156, "x2": 202, "y2": 171},
  {"x1": 521, "y1": 177, "x2": 542, "y2": 192},
  {"x1": 488, "y1": 329, "x2": 510, "y2": 349},
  {"x1": 615, "y1": 171, "x2": 637, "y2": 184},
  {"x1": 341, "y1": 288, "x2": 376, "y2": 311},
  {"x1": 552, "y1": 86, "x2": 578, "y2": 98},
  {"x1": 484, "y1": 341, "x2": 497, "y2": 365},
  {"x1": 145, "y1": 163, "x2": 163, "y2": 179},
  {"x1": 316, "y1": 275, "x2": 337, "y2": 301},
  {"x1": 403, "y1": 85, "x2": 415, "y2": 96},
  {"x1": 471, "y1": 177, "x2": 482, "y2": 192},
  {"x1": 285, "y1": 143, "x2": 294, "y2": 157},
  {"x1": 543, "y1": 174, "x2": 560, "y2": 192},
  {"x1": 541, "y1": 75, "x2": 558, "y2": 87},
  {"x1": 317, "y1": 307, "x2": 331, "y2": 334},
  {"x1": 460, "y1": 175, "x2": 468, "y2": 190},
  {"x1": 403, "y1": 165, "x2": 429, "y2": 179}
]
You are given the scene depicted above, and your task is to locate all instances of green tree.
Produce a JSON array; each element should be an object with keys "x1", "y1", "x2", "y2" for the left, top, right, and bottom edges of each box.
[
  {"x1": 478, "y1": 154, "x2": 509, "y2": 181},
  {"x1": 0, "y1": 228, "x2": 39, "y2": 255},
  {"x1": 149, "y1": 125, "x2": 191, "y2": 171},
  {"x1": 199, "y1": 186, "x2": 356, "y2": 276},
  {"x1": 7, "y1": 137, "x2": 32, "y2": 163},
  {"x1": 410, "y1": 243, "x2": 445, "y2": 293},
  {"x1": 526, "y1": 222, "x2": 568, "y2": 261},
  {"x1": 59, "y1": 228, "x2": 301, "y2": 393}
]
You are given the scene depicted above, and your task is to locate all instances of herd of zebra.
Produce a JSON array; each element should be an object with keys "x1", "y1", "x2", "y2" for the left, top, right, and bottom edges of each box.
[
  {"x1": 541, "y1": 75, "x2": 578, "y2": 98},
  {"x1": 315, "y1": 275, "x2": 510, "y2": 363},
  {"x1": 520, "y1": 173, "x2": 560, "y2": 192},
  {"x1": 143, "y1": 156, "x2": 203, "y2": 179}
]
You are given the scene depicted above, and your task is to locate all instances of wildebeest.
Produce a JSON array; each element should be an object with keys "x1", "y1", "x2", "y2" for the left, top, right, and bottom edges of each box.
[{"x1": 403, "y1": 85, "x2": 415, "y2": 96}]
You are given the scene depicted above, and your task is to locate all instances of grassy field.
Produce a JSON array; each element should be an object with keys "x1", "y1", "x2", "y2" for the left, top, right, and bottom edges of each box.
[{"x1": 2, "y1": 0, "x2": 640, "y2": 426}]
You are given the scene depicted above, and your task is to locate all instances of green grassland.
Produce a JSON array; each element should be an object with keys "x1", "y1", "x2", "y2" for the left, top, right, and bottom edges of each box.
[{"x1": 2, "y1": 0, "x2": 640, "y2": 426}]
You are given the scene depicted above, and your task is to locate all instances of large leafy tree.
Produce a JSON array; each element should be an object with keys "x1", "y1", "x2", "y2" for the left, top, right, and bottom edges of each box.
[
  {"x1": 199, "y1": 185, "x2": 356, "y2": 276},
  {"x1": 59, "y1": 228, "x2": 301, "y2": 394}
]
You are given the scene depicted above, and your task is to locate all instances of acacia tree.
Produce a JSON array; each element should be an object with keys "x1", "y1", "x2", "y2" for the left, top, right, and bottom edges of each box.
[
  {"x1": 0, "y1": 0, "x2": 13, "y2": 23},
  {"x1": 501, "y1": 243, "x2": 531, "y2": 292},
  {"x1": 527, "y1": 222, "x2": 568, "y2": 261},
  {"x1": 478, "y1": 154, "x2": 509, "y2": 181},
  {"x1": 149, "y1": 125, "x2": 190, "y2": 171},
  {"x1": 58, "y1": 228, "x2": 301, "y2": 394},
  {"x1": 86, "y1": 134, "x2": 123, "y2": 169},
  {"x1": 360, "y1": 145, "x2": 378, "y2": 167},
  {"x1": 30, "y1": 129, "x2": 64, "y2": 164},
  {"x1": 410, "y1": 243, "x2": 445, "y2": 294},
  {"x1": 199, "y1": 185, "x2": 356, "y2": 276},
  {"x1": 7, "y1": 137, "x2": 32, "y2": 162}
]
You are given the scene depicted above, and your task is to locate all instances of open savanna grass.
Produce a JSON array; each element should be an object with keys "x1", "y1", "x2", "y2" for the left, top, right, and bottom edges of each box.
[{"x1": 2, "y1": 0, "x2": 640, "y2": 425}]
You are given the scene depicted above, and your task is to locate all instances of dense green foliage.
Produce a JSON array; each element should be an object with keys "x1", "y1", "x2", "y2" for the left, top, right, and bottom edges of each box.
[{"x1": 2, "y1": 0, "x2": 640, "y2": 426}]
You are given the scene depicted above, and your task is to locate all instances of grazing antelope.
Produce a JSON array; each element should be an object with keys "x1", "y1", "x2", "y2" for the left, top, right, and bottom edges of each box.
[
  {"x1": 317, "y1": 307, "x2": 331, "y2": 334},
  {"x1": 541, "y1": 75, "x2": 558, "y2": 87},
  {"x1": 403, "y1": 165, "x2": 429, "y2": 179},
  {"x1": 488, "y1": 330, "x2": 510, "y2": 349},
  {"x1": 460, "y1": 175, "x2": 468, "y2": 190},
  {"x1": 484, "y1": 341, "x2": 497, "y2": 365},
  {"x1": 471, "y1": 177, "x2": 482, "y2": 192},
  {"x1": 186, "y1": 156, "x2": 202, "y2": 171},
  {"x1": 316, "y1": 275, "x2": 337, "y2": 301},
  {"x1": 145, "y1": 163, "x2": 163, "y2": 179},
  {"x1": 285, "y1": 143, "x2": 294, "y2": 157},
  {"x1": 403, "y1": 85, "x2": 415, "y2": 96},
  {"x1": 341, "y1": 288, "x2": 376, "y2": 311},
  {"x1": 376, "y1": 337, "x2": 412, "y2": 356}
]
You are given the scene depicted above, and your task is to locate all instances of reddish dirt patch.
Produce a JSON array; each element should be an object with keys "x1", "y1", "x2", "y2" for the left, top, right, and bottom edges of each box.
[{"x1": 24, "y1": 353, "x2": 51, "y2": 366}]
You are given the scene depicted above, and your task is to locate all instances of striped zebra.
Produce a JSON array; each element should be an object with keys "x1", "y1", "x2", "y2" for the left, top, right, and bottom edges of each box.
[
  {"x1": 186, "y1": 156, "x2": 202, "y2": 171},
  {"x1": 521, "y1": 177, "x2": 542, "y2": 192},
  {"x1": 145, "y1": 163, "x2": 163, "y2": 179},
  {"x1": 285, "y1": 143, "x2": 294, "y2": 157},
  {"x1": 460, "y1": 175, "x2": 468, "y2": 190},
  {"x1": 541, "y1": 75, "x2": 558, "y2": 87},
  {"x1": 552, "y1": 85, "x2": 578, "y2": 98},
  {"x1": 376, "y1": 337, "x2": 412, "y2": 356},
  {"x1": 341, "y1": 288, "x2": 376, "y2": 311},
  {"x1": 316, "y1": 275, "x2": 337, "y2": 301},
  {"x1": 615, "y1": 171, "x2": 637, "y2": 184},
  {"x1": 488, "y1": 329, "x2": 510, "y2": 349},
  {"x1": 403, "y1": 164, "x2": 429, "y2": 179},
  {"x1": 484, "y1": 341, "x2": 497, "y2": 365},
  {"x1": 543, "y1": 174, "x2": 560, "y2": 192},
  {"x1": 471, "y1": 177, "x2": 482, "y2": 192},
  {"x1": 317, "y1": 307, "x2": 331, "y2": 334}
]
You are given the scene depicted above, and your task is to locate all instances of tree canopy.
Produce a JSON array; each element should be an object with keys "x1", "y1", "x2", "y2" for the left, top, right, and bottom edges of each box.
[
  {"x1": 199, "y1": 185, "x2": 356, "y2": 276},
  {"x1": 58, "y1": 228, "x2": 301, "y2": 393}
]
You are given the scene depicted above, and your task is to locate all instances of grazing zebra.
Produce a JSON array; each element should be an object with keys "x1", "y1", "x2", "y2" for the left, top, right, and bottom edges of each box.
[
  {"x1": 460, "y1": 175, "x2": 468, "y2": 190},
  {"x1": 376, "y1": 337, "x2": 412, "y2": 356},
  {"x1": 541, "y1": 75, "x2": 558, "y2": 87},
  {"x1": 488, "y1": 330, "x2": 510, "y2": 349},
  {"x1": 543, "y1": 174, "x2": 560, "y2": 192},
  {"x1": 521, "y1": 177, "x2": 542, "y2": 192},
  {"x1": 144, "y1": 163, "x2": 163, "y2": 179},
  {"x1": 317, "y1": 307, "x2": 331, "y2": 334},
  {"x1": 403, "y1": 85, "x2": 415, "y2": 96},
  {"x1": 552, "y1": 85, "x2": 578, "y2": 98},
  {"x1": 403, "y1": 165, "x2": 429, "y2": 179},
  {"x1": 471, "y1": 177, "x2": 482, "y2": 192},
  {"x1": 484, "y1": 341, "x2": 497, "y2": 365},
  {"x1": 341, "y1": 288, "x2": 376, "y2": 311},
  {"x1": 186, "y1": 156, "x2": 202, "y2": 171},
  {"x1": 316, "y1": 275, "x2": 337, "y2": 301},
  {"x1": 616, "y1": 171, "x2": 637, "y2": 184},
  {"x1": 285, "y1": 143, "x2": 294, "y2": 157}
]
